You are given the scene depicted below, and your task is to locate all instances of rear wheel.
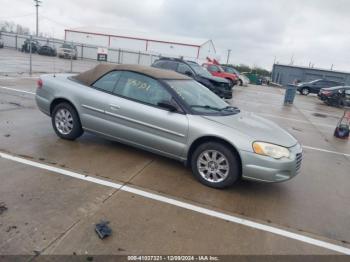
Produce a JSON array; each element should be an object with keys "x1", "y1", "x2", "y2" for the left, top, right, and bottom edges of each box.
[
  {"x1": 51, "y1": 102, "x2": 83, "y2": 140},
  {"x1": 301, "y1": 87, "x2": 310, "y2": 95},
  {"x1": 191, "y1": 142, "x2": 240, "y2": 189}
]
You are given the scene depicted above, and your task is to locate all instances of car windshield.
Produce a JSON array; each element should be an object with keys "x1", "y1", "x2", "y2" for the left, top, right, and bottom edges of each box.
[
  {"x1": 167, "y1": 80, "x2": 240, "y2": 115},
  {"x1": 189, "y1": 64, "x2": 212, "y2": 77},
  {"x1": 324, "y1": 86, "x2": 344, "y2": 90},
  {"x1": 309, "y1": 79, "x2": 321, "y2": 84},
  {"x1": 223, "y1": 67, "x2": 239, "y2": 75}
]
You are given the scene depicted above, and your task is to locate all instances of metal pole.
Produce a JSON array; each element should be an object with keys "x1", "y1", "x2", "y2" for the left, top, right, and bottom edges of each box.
[
  {"x1": 34, "y1": 0, "x2": 41, "y2": 36},
  {"x1": 226, "y1": 49, "x2": 231, "y2": 64},
  {"x1": 29, "y1": 35, "x2": 32, "y2": 75},
  {"x1": 70, "y1": 41, "x2": 73, "y2": 73}
]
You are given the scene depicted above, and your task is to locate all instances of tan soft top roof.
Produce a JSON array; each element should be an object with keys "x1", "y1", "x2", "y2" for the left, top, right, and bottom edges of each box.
[{"x1": 73, "y1": 63, "x2": 190, "y2": 86}]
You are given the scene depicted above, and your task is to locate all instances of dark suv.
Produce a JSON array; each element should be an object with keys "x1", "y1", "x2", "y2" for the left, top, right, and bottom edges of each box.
[
  {"x1": 152, "y1": 58, "x2": 232, "y2": 99},
  {"x1": 297, "y1": 79, "x2": 344, "y2": 95}
]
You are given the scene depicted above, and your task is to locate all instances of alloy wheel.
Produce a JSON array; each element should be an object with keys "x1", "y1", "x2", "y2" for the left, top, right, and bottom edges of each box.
[
  {"x1": 55, "y1": 108, "x2": 74, "y2": 135},
  {"x1": 197, "y1": 150, "x2": 230, "y2": 183}
]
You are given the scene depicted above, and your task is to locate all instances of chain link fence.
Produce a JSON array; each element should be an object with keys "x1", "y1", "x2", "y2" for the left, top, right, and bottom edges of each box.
[{"x1": 0, "y1": 31, "x2": 162, "y2": 75}]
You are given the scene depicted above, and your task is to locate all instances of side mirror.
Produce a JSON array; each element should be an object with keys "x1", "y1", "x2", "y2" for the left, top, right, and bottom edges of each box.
[
  {"x1": 184, "y1": 71, "x2": 194, "y2": 77},
  {"x1": 158, "y1": 101, "x2": 177, "y2": 112}
]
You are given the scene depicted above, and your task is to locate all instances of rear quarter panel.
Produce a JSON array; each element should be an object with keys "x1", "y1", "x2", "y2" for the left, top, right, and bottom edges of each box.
[{"x1": 35, "y1": 74, "x2": 87, "y2": 117}]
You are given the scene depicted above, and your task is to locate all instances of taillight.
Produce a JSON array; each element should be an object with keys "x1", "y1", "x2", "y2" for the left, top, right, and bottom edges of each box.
[
  {"x1": 37, "y1": 78, "x2": 43, "y2": 89},
  {"x1": 323, "y1": 91, "x2": 332, "y2": 96}
]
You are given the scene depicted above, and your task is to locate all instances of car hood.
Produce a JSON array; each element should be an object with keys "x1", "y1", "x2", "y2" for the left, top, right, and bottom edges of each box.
[
  {"x1": 202, "y1": 111, "x2": 298, "y2": 148},
  {"x1": 198, "y1": 74, "x2": 229, "y2": 84}
]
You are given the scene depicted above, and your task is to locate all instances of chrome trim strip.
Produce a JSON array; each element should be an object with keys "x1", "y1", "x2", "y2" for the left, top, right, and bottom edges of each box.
[
  {"x1": 105, "y1": 110, "x2": 185, "y2": 138},
  {"x1": 82, "y1": 104, "x2": 104, "y2": 114}
]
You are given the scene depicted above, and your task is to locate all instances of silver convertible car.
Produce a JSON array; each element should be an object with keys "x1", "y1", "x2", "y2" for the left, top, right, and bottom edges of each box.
[{"x1": 36, "y1": 64, "x2": 302, "y2": 188}]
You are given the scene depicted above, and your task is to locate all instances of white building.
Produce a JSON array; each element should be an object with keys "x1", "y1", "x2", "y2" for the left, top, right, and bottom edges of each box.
[{"x1": 64, "y1": 27, "x2": 216, "y2": 60}]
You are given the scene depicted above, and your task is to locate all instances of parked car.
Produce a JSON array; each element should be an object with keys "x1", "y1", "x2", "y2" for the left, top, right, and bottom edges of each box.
[
  {"x1": 202, "y1": 63, "x2": 238, "y2": 87},
  {"x1": 297, "y1": 79, "x2": 344, "y2": 95},
  {"x1": 221, "y1": 65, "x2": 249, "y2": 86},
  {"x1": 21, "y1": 39, "x2": 40, "y2": 53},
  {"x1": 0, "y1": 38, "x2": 4, "y2": 48},
  {"x1": 36, "y1": 64, "x2": 302, "y2": 189},
  {"x1": 152, "y1": 57, "x2": 232, "y2": 99},
  {"x1": 318, "y1": 86, "x2": 350, "y2": 107},
  {"x1": 58, "y1": 43, "x2": 78, "y2": 60},
  {"x1": 38, "y1": 45, "x2": 57, "y2": 57}
]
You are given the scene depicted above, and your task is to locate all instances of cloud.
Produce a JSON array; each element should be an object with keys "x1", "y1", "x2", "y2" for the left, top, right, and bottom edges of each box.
[{"x1": 2, "y1": 0, "x2": 350, "y2": 71}]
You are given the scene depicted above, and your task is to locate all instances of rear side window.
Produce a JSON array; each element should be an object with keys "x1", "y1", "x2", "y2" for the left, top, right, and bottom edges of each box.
[
  {"x1": 92, "y1": 71, "x2": 122, "y2": 93},
  {"x1": 114, "y1": 72, "x2": 172, "y2": 107}
]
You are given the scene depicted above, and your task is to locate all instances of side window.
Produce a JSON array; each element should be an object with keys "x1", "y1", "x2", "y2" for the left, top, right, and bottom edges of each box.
[
  {"x1": 177, "y1": 63, "x2": 193, "y2": 75},
  {"x1": 153, "y1": 61, "x2": 165, "y2": 69},
  {"x1": 345, "y1": 89, "x2": 350, "y2": 95},
  {"x1": 114, "y1": 72, "x2": 172, "y2": 107},
  {"x1": 163, "y1": 61, "x2": 178, "y2": 71},
  {"x1": 92, "y1": 71, "x2": 122, "y2": 93},
  {"x1": 316, "y1": 81, "x2": 325, "y2": 86}
]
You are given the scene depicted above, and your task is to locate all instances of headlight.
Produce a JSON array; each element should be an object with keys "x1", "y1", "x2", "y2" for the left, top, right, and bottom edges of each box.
[{"x1": 252, "y1": 142, "x2": 290, "y2": 159}]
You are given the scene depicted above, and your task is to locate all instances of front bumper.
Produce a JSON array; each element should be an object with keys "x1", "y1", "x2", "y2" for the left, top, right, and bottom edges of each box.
[
  {"x1": 218, "y1": 89, "x2": 233, "y2": 99},
  {"x1": 240, "y1": 143, "x2": 303, "y2": 183},
  {"x1": 58, "y1": 52, "x2": 74, "y2": 58},
  {"x1": 318, "y1": 93, "x2": 329, "y2": 101}
]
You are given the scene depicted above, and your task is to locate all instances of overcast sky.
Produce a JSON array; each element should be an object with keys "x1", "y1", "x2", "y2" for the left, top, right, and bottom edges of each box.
[{"x1": 1, "y1": 0, "x2": 350, "y2": 70}]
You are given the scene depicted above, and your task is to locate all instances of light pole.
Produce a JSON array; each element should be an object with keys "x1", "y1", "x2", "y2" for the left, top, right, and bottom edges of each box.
[
  {"x1": 34, "y1": 0, "x2": 41, "y2": 36},
  {"x1": 226, "y1": 49, "x2": 231, "y2": 64}
]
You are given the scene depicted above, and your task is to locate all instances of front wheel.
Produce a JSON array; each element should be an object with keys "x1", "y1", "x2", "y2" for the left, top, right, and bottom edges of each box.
[
  {"x1": 226, "y1": 79, "x2": 234, "y2": 87},
  {"x1": 191, "y1": 142, "x2": 241, "y2": 189},
  {"x1": 301, "y1": 88, "x2": 310, "y2": 95},
  {"x1": 52, "y1": 102, "x2": 83, "y2": 140}
]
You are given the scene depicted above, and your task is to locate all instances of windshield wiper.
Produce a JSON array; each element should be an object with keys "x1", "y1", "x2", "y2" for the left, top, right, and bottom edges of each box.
[
  {"x1": 220, "y1": 106, "x2": 241, "y2": 113},
  {"x1": 190, "y1": 105, "x2": 221, "y2": 111}
]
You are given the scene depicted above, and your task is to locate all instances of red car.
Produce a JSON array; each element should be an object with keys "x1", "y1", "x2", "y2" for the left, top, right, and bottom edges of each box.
[{"x1": 202, "y1": 63, "x2": 238, "y2": 87}]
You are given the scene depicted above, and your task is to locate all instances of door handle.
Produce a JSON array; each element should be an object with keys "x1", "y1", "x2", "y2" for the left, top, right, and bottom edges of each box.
[{"x1": 110, "y1": 104, "x2": 121, "y2": 110}]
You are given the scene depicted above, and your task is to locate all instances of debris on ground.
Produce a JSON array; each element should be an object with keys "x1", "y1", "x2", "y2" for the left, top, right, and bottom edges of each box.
[
  {"x1": 95, "y1": 220, "x2": 112, "y2": 239},
  {"x1": 6, "y1": 225, "x2": 17, "y2": 233},
  {"x1": 4, "y1": 134, "x2": 10, "y2": 138},
  {"x1": 0, "y1": 202, "x2": 8, "y2": 215},
  {"x1": 313, "y1": 113, "x2": 328, "y2": 118}
]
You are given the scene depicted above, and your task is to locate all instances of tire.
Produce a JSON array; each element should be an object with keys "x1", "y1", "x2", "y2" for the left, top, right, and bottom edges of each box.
[
  {"x1": 301, "y1": 87, "x2": 310, "y2": 95},
  {"x1": 51, "y1": 102, "x2": 83, "y2": 140},
  {"x1": 226, "y1": 79, "x2": 234, "y2": 88},
  {"x1": 239, "y1": 79, "x2": 243, "y2": 86},
  {"x1": 191, "y1": 142, "x2": 241, "y2": 189}
]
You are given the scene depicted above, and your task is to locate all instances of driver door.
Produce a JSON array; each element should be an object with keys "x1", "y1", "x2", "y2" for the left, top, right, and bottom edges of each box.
[{"x1": 103, "y1": 71, "x2": 189, "y2": 159}]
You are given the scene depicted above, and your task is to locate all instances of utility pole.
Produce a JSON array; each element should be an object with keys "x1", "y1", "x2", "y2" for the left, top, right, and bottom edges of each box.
[
  {"x1": 226, "y1": 49, "x2": 231, "y2": 64},
  {"x1": 34, "y1": 0, "x2": 42, "y2": 36}
]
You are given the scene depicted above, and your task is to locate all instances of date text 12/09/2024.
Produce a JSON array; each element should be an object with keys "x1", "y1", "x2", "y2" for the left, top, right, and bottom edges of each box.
[{"x1": 127, "y1": 256, "x2": 219, "y2": 261}]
